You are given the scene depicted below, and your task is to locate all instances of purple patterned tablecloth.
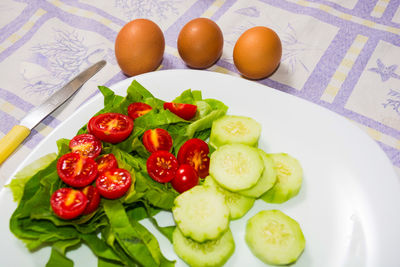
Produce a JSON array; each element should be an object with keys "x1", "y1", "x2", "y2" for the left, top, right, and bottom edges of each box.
[{"x1": 0, "y1": 0, "x2": 399, "y2": 184}]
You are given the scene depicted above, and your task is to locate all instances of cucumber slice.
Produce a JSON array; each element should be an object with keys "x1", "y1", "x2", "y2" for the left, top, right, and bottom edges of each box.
[
  {"x1": 210, "y1": 144, "x2": 264, "y2": 192},
  {"x1": 209, "y1": 115, "x2": 261, "y2": 149},
  {"x1": 204, "y1": 176, "x2": 255, "y2": 220},
  {"x1": 261, "y1": 153, "x2": 303, "y2": 203},
  {"x1": 173, "y1": 227, "x2": 235, "y2": 267},
  {"x1": 172, "y1": 185, "x2": 230, "y2": 242},
  {"x1": 246, "y1": 210, "x2": 305, "y2": 265},
  {"x1": 238, "y1": 149, "x2": 277, "y2": 198}
]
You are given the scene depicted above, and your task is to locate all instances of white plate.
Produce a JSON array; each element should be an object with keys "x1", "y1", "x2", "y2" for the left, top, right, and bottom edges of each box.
[{"x1": 1, "y1": 69, "x2": 399, "y2": 267}]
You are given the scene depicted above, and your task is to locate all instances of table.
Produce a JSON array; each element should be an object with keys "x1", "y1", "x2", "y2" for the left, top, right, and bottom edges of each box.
[{"x1": 0, "y1": 0, "x2": 399, "y2": 185}]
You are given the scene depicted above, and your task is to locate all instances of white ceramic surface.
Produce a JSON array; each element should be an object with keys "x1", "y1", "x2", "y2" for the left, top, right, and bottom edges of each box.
[{"x1": 1, "y1": 69, "x2": 399, "y2": 267}]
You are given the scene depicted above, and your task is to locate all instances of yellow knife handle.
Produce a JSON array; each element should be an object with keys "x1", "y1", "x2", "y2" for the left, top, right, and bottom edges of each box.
[{"x1": 0, "y1": 125, "x2": 30, "y2": 164}]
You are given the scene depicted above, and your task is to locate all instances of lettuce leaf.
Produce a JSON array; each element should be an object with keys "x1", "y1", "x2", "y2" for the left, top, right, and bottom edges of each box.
[
  {"x1": 103, "y1": 199, "x2": 175, "y2": 267},
  {"x1": 7, "y1": 153, "x2": 57, "y2": 203}
]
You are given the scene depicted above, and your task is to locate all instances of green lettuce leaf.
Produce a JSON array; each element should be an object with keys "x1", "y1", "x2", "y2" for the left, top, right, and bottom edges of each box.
[
  {"x1": 80, "y1": 233, "x2": 121, "y2": 263},
  {"x1": 46, "y1": 247, "x2": 74, "y2": 267},
  {"x1": 6, "y1": 153, "x2": 57, "y2": 203},
  {"x1": 103, "y1": 199, "x2": 174, "y2": 267}
]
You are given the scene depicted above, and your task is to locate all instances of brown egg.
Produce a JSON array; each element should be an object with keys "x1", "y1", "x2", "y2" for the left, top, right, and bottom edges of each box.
[
  {"x1": 177, "y1": 18, "x2": 223, "y2": 69},
  {"x1": 233, "y1": 26, "x2": 282, "y2": 80},
  {"x1": 115, "y1": 19, "x2": 165, "y2": 77}
]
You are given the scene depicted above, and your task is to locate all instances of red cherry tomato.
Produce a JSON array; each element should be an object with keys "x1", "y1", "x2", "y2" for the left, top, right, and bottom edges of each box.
[
  {"x1": 142, "y1": 128, "x2": 173, "y2": 153},
  {"x1": 171, "y1": 164, "x2": 199, "y2": 193},
  {"x1": 177, "y1": 138, "x2": 210, "y2": 178},
  {"x1": 57, "y1": 152, "x2": 98, "y2": 188},
  {"x1": 96, "y1": 154, "x2": 118, "y2": 173},
  {"x1": 96, "y1": 168, "x2": 132, "y2": 199},
  {"x1": 88, "y1": 113, "x2": 133, "y2": 144},
  {"x1": 163, "y1": 102, "x2": 197, "y2": 120},
  {"x1": 81, "y1": 185, "x2": 101, "y2": 215},
  {"x1": 69, "y1": 134, "x2": 102, "y2": 158},
  {"x1": 50, "y1": 188, "x2": 88, "y2": 220},
  {"x1": 146, "y1": 151, "x2": 179, "y2": 183},
  {"x1": 128, "y1": 102, "x2": 152, "y2": 120}
]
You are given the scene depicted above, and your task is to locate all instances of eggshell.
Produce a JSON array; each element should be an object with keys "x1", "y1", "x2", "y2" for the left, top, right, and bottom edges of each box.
[
  {"x1": 177, "y1": 18, "x2": 223, "y2": 69},
  {"x1": 115, "y1": 19, "x2": 165, "y2": 77},
  {"x1": 233, "y1": 26, "x2": 282, "y2": 80}
]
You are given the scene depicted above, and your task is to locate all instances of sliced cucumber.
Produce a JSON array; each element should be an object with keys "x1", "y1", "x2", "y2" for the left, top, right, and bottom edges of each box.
[
  {"x1": 173, "y1": 227, "x2": 235, "y2": 267},
  {"x1": 245, "y1": 210, "x2": 305, "y2": 265},
  {"x1": 209, "y1": 144, "x2": 264, "y2": 192},
  {"x1": 209, "y1": 115, "x2": 261, "y2": 149},
  {"x1": 261, "y1": 153, "x2": 303, "y2": 203},
  {"x1": 238, "y1": 149, "x2": 277, "y2": 198},
  {"x1": 204, "y1": 176, "x2": 255, "y2": 220},
  {"x1": 172, "y1": 185, "x2": 230, "y2": 242}
]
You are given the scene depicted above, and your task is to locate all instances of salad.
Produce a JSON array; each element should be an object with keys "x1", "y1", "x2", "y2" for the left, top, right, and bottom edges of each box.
[
  {"x1": 7, "y1": 80, "x2": 305, "y2": 267},
  {"x1": 8, "y1": 80, "x2": 228, "y2": 266}
]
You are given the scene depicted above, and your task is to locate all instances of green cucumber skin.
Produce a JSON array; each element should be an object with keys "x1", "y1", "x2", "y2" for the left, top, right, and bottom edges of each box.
[
  {"x1": 261, "y1": 186, "x2": 291, "y2": 203},
  {"x1": 172, "y1": 185, "x2": 230, "y2": 243},
  {"x1": 204, "y1": 176, "x2": 255, "y2": 220},
  {"x1": 261, "y1": 153, "x2": 303, "y2": 204},
  {"x1": 245, "y1": 210, "x2": 305, "y2": 265},
  {"x1": 173, "y1": 227, "x2": 235, "y2": 267},
  {"x1": 238, "y1": 150, "x2": 277, "y2": 198},
  {"x1": 209, "y1": 115, "x2": 261, "y2": 149}
]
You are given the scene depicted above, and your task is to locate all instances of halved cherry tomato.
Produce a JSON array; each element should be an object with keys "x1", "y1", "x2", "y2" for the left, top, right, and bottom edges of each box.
[
  {"x1": 69, "y1": 134, "x2": 102, "y2": 158},
  {"x1": 57, "y1": 152, "x2": 98, "y2": 188},
  {"x1": 96, "y1": 154, "x2": 118, "y2": 173},
  {"x1": 81, "y1": 185, "x2": 101, "y2": 215},
  {"x1": 128, "y1": 102, "x2": 152, "y2": 120},
  {"x1": 146, "y1": 150, "x2": 179, "y2": 183},
  {"x1": 171, "y1": 164, "x2": 199, "y2": 193},
  {"x1": 96, "y1": 168, "x2": 132, "y2": 199},
  {"x1": 88, "y1": 113, "x2": 133, "y2": 144},
  {"x1": 142, "y1": 128, "x2": 173, "y2": 153},
  {"x1": 163, "y1": 102, "x2": 197, "y2": 120},
  {"x1": 177, "y1": 138, "x2": 210, "y2": 178},
  {"x1": 50, "y1": 188, "x2": 88, "y2": 220}
]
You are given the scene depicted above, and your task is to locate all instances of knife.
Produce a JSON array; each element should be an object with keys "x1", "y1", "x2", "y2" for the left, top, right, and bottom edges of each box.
[{"x1": 0, "y1": 60, "x2": 106, "y2": 164}]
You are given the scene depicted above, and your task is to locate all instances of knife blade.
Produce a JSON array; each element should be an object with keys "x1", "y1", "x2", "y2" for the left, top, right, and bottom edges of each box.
[{"x1": 0, "y1": 60, "x2": 106, "y2": 164}]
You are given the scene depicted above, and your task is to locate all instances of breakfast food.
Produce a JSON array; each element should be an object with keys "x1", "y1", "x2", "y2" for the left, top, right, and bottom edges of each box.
[
  {"x1": 233, "y1": 26, "x2": 282, "y2": 80},
  {"x1": 177, "y1": 18, "x2": 224, "y2": 69},
  {"x1": 115, "y1": 19, "x2": 165, "y2": 76}
]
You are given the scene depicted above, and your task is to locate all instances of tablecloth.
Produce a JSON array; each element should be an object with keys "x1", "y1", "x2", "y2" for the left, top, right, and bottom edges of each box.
[{"x1": 0, "y1": 0, "x2": 399, "y2": 186}]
